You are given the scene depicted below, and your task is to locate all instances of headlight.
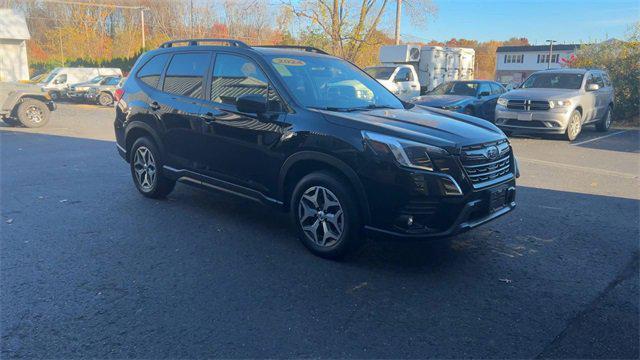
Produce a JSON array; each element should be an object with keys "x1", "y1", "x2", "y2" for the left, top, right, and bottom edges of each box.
[
  {"x1": 442, "y1": 104, "x2": 462, "y2": 111},
  {"x1": 549, "y1": 100, "x2": 571, "y2": 108},
  {"x1": 497, "y1": 97, "x2": 508, "y2": 107},
  {"x1": 362, "y1": 131, "x2": 447, "y2": 171}
]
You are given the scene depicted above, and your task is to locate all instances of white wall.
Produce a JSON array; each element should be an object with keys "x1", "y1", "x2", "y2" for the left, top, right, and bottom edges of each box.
[
  {"x1": 496, "y1": 50, "x2": 575, "y2": 71},
  {"x1": 0, "y1": 39, "x2": 29, "y2": 81}
]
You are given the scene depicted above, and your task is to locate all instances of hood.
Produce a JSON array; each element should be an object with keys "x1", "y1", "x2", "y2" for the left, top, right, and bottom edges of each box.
[
  {"x1": 315, "y1": 106, "x2": 505, "y2": 151},
  {"x1": 502, "y1": 88, "x2": 581, "y2": 100},
  {"x1": 413, "y1": 95, "x2": 473, "y2": 107}
]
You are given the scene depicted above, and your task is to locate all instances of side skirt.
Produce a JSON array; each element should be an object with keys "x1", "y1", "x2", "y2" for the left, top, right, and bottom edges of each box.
[{"x1": 162, "y1": 166, "x2": 284, "y2": 209}]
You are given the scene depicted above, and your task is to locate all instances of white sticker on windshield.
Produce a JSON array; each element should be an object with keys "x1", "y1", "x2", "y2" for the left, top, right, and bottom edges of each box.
[{"x1": 272, "y1": 58, "x2": 306, "y2": 66}]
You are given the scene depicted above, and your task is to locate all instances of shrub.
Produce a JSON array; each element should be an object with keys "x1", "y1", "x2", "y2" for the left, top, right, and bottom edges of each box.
[{"x1": 570, "y1": 23, "x2": 639, "y2": 122}]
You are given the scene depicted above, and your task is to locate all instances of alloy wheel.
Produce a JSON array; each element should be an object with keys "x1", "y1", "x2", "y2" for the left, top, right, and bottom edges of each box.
[
  {"x1": 568, "y1": 114, "x2": 581, "y2": 139},
  {"x1": 298, "y1": 186, "x2": 344, "y2": 247},
  {"x1": 605, "y1": 110, "x2": 612, "y2": 128},
  {"x1": 133, "y1": 146, "x2": 157, "y2": 191},
  {"x1": 26, "y1": 106, "x2": 44, "y2": 123},
  {"x1": 99, "y1": 93, "x2": 112, "y2": 106}
]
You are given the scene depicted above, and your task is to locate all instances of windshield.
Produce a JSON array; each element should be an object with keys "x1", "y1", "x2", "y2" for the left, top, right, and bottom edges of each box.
[
  {"x1": 521, "y1": 73, "x2": 584, "y2": 89},
  {"x1": 428, "y1": 82, "x2": 478, "y2": 96},
  {"x1": 43, "y1": 70, "x2": 60, "y2": 83},
  {"x1": 364, "y1": 67, "x2": 396, "y2": 80},
  {"x1": 266, "y1": 55, "x2": 404, "y2": 111}
]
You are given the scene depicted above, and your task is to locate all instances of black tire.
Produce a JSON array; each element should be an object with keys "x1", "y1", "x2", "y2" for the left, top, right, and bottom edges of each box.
[
  {"x1": 565, "y1": 110, "x2": 582, "y2": 141},
  {"x1": 596, "y1": 106, "x2": 612, "y2": 132},
  {"x1": 98, "y1": 92, "x2": 114, "y2": 106},
  {"x1": 49, "y1": 91, "x2": 60, "y2": 101},
  {"x1": 290, "y1": 171, "x2": 362, "y2": 259},
  {"x1": 16, "y1": 99, "x2": 50, "y2": 128},
  {"x1": 129, "y1": 137, "x2": 176, "y2": 199},
  {"x1": 2, "y1": 117, "x2": 21, "y2": 127}
]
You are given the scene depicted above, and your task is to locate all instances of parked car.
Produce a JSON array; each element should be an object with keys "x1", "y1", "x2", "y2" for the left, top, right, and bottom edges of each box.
[
  {"x1": 411, "y1": 80, "x2": 507, "y2": 121},
  {"x1": 115, "y1": 39, "x2": 518, "y2": 259},
  {"x1": 66, "y1": 75, "x2": 109, "y2": 101},
  {"x1": 495, "y1": 68, "x2": 614, "y2": 140},
  {"x1": 0, "y1": 82, "x2": 56, "y2": 128},
  {"x1": 83, "y1": 76, "x2": 122, "y2": 106},
  {"x1": 38, "y1": 67, "x2": 122, "y2": 100}
]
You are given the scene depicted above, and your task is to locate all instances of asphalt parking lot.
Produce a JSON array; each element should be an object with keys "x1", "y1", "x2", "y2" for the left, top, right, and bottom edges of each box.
[{"x1": 1, "y1": 103, "x2": 638, "y2": 358}]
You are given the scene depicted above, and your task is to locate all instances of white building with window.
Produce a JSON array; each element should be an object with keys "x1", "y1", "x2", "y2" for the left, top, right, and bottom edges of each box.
[
  {"x1": 495, "y1": 44, "x2": 579, "y2": 84},
  {"x1": 0, "y1": 9, "x2": 31, "y2": 82}
]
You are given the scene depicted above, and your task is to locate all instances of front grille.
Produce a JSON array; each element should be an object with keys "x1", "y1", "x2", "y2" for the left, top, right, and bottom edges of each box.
[
  {"x1": 460, "y1": 139, "x2": 512, "y2": 187},
  {"x1": 507, "y1": 99, "x2": 550, "y2": 111}
]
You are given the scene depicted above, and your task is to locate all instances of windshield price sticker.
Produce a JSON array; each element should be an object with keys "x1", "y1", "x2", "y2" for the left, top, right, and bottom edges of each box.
[{"x1": 272, "y1": 58, "x2": 306, "y2": 66}]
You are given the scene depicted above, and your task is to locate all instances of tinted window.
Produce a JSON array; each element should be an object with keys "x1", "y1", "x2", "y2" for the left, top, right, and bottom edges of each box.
[
  {"x1": 55, "y1": 74, "x2": 67, "y2": 84},
  {"x1": 592, "y1": 73, "x2": 605, "y2": 88},
  {"x1": 137, "y1": 53, "x2": 170, "y2": 88},
  {"x1": 394, "y1": 68, "x2": 413, "y2": 82},
  {"x1": 478, "y1": 83, "x2": 491, "y2": 96},
  {"x1": 490, "y1": 83, "x2": 505, "y2": 95},
  {"x1": 521, "y1": 73, "x2": 584, "y2": 89},
  {"x1": 429, "y1": 82, "x2": 478, "y2": 96},
  {"x1": 211, "y1": 54, "x2": 271, "y2": 106},
  {"x1": 103, "y1": 77, "x2": 120, "y2": 85},
  {"x1": 163, "y1": 53, "x2": 210, "y2": 98}
]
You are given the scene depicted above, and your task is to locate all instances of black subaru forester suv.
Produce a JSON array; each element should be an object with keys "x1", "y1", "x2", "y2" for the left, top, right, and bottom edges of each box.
[{"x1": 114, "y1": 39, "x2": 518, "y2": 258}]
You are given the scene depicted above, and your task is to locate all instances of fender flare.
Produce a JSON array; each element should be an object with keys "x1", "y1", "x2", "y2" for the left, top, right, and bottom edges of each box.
[
  {"x1": 124, "y1": 119, "x2": 164, "y2": 159},
  {"x1": 278, "y1": 151, "x2": 371, "y2": 223}
]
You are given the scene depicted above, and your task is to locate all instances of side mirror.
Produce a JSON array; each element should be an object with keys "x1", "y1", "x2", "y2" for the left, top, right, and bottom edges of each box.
[
  {"x1": 586, "y1": 83, "x2": 600, "y2": 91},
  {"x1": 478, "y1": 91, "x2": 490, "y2": 98},
  {"x1": 236, "y1": 94, "x2": 267, "y2": 114}
]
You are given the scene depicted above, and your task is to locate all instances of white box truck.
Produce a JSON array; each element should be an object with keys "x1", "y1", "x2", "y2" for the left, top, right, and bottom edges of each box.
[
  {"x1": 364, "y1": 45, "x2": 475, "y2": 100},
  {"x1": 38, "y1": 67, "x2": 122, "y2": 100}
]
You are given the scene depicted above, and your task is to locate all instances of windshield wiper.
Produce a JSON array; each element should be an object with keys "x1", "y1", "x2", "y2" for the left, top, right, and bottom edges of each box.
[{"x1": 309, "y1": 106, "x2": 360, "y2": 112}]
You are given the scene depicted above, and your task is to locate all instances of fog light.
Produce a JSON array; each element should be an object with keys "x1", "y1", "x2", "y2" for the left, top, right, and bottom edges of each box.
[{"x1": 441, "y1": 176, "x2": 463, "y2": 196}]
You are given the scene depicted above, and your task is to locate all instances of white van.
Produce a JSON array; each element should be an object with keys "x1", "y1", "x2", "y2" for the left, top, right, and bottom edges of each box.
[{"x1": 39, "y1": 67, "x2": 122, "y2": 99}]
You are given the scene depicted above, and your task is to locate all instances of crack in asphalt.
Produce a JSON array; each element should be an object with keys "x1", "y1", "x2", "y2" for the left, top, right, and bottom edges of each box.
[{"x1": 535, "y1": 251, "x2": 640, "y2": 359}]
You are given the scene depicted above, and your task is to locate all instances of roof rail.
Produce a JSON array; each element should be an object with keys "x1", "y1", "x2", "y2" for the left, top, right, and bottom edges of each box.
[
  {"x1": 255, "y1": 45, "x2": 329, "y2": 55},
  {"x1": 159, "y1": 38, "x2": 250, "y2": 49}
]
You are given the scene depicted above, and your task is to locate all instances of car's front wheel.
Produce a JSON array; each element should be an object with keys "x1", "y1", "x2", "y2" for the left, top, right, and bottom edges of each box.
[
  {"x1": 565, "y1": 110, "x2": 582, "y2": 141},
  {"x1": 291, "y1": 171, "x2": 362, "y2": 259},
  {"x1": 16, "y1": 99, "x2": 50, "y2": 128},
  {"x1": 130, "y1": 137, "x2": 176, "y2": 198}
]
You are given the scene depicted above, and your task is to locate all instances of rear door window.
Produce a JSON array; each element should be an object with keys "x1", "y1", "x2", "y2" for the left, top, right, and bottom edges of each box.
[
  {"x1": 137, "y1": 53, "x2": 170, "y2": 88},
  {"x1": 163, "y1": 52, "x2": 211, "y2": 98}
]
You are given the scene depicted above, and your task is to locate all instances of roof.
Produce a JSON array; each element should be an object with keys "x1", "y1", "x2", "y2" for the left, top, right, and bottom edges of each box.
[
  {"x1": 534, "y1": 68, "x2": 589, "y2": 74},
  {"x1": 496, "y1": 44, "x2": 579, "y2": 53},
  {"x1": 0, "y1": 9, "x2": 30, "y2": 40}
]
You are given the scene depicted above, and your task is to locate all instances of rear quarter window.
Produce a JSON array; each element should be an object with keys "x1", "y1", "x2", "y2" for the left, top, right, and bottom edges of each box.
[{"x1": 136, "y1": 53, "x2": 170, "y2": 88}]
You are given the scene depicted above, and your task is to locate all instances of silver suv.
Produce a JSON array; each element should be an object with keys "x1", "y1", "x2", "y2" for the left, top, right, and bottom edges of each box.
[{"x1": 494, "y1": 69, "x2": 614, "y2": 140}]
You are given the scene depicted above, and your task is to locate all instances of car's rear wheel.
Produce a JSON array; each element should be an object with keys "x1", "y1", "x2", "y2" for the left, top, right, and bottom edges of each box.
[
  {"x1": 98, "y1": 92, "x2": 114, "y2": 106},
  {"x1": 596, "y1": 106, "x2": 612, "y2": 132},
  {"x1": 565, "y1": 110, "x2": 582, "y2": 141},
  {"x1": 130, "y1": 137, "x2": 176, "y2": 198},
  {"x1": 291, "y1": 171, "x2": 361, "y2": 259},
  {"x1": 16, "y1": 99, "x2": 50, "y2": 128}
]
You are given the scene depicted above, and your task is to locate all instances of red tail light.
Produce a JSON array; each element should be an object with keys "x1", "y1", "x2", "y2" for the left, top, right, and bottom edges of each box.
[{"x1": 114, "y1": 88, "x2": 124, "y2": 102}]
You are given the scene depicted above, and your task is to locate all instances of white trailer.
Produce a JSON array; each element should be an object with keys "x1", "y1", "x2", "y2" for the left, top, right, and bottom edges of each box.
[{"x1": 364, "y1": 45, "x2": 475, "y2": 100}]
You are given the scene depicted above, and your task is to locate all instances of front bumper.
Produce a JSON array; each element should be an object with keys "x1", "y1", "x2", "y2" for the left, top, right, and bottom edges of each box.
[
  {"x1": 495, "y1": 105, "x2": 573, "y2": 134},
  {"x1": 359, "y1": 154, "x2": 517, "y2": 240}
]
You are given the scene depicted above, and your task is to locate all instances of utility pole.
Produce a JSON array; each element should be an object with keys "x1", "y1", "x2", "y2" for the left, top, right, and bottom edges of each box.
[
  {"x1": 546, "y1": 39, "x2": 556, "y2": 69},
  {"x1": 395, "y1": 0, "x2": 402, "y2": 45},
  {"x1": 140, "y1": 8, "x2": 146, "y2": 50}
]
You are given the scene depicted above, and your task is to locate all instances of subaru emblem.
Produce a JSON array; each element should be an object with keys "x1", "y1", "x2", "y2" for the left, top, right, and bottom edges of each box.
[{"x1": 485, "y1": 146, "x2": 499, "y2": 160}]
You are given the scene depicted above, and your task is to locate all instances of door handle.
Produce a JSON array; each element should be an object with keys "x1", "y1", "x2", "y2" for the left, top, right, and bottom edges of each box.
[
  {"x1": 149, "y1": 101, "x2": 160, "y2": 111},
  {"x1": 411, "y1": 85, "x2": 418, "y2": 88}
]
